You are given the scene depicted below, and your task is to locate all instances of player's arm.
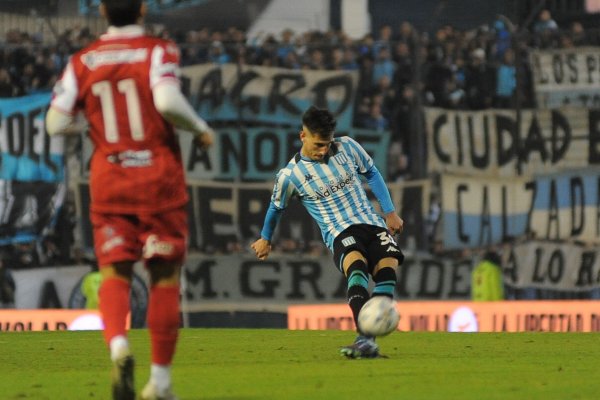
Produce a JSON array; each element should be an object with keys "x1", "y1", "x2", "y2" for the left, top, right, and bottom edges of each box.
[
  {"x1": 345, "y1": 136, "x2": 404, "y2": 234},
  {"x1": 46, "y1": 61, "x2": 84, "y2": 136},
  {"x1": 46, "y1": 107, "x2": 82, "y2": 136},
  {"x1": 251, "y1": 171, "x2": 293, "y2": 260},
  {"x1": 251, "y1": 202, "x2": 284, "y2": 260},
  {"x1": 363, "y1": 165, "x2": 403, "y2": 234},
  {"x1": 153, "y1": 81, "x2": 214, "y2": 148}
]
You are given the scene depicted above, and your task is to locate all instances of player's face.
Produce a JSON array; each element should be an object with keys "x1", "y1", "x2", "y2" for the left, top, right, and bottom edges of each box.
[{"x1": 300, "y1": 127, "x2": 333, "y2": 161}]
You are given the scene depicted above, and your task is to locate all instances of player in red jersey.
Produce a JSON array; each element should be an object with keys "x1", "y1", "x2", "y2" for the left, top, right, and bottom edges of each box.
[{"x1": 45, "y1": 1, "x2": 212, "y2": 399}]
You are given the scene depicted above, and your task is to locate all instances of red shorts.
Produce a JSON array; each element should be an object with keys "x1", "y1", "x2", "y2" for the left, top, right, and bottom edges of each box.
[{"x1": 91, "y1": 206, "x2": 188, "y2": 268}]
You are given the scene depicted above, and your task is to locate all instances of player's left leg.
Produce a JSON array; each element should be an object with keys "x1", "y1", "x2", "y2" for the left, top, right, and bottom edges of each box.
[
  {"x1": 371, "y1": 259, "x2": 399, "y2": 299},
  {"x1": 342, "y1": 251, "x2": 370, "y2": 327},
  {"x1": 141, "y1": 260, "x2": 181, "y2": 400}
]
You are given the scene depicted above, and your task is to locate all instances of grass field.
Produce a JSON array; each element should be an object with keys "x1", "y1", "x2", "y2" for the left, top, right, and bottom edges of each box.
[{"x1": 1, "y1": 328, "x2": 599, "y2": 399}]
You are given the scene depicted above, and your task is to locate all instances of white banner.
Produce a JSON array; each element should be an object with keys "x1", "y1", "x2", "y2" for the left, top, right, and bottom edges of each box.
[
  {"x1": 425, "y1": 107, "x2": 594, "y2": 177},
  {"x1": 505, "y1": 241, "x2": 600, "y2": 291},
  {"x1": 530, "y1": 47, "x2": 600, "y2": 108},
  {"x1": 181, "y1": 252, "x2": 474, "y2": 311},
  {"x1": 12, "y1": 265, "x2": 91, "y2": 309}
]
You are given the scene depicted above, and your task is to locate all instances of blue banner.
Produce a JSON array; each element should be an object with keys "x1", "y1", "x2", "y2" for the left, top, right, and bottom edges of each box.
[
  {"x1": 441, "y1": 169, "x2": 600, "y2": 249},
  {"x1": 181, "y1": 64, "x2": 359, "y2": 131},
  {"x1": 80, "y1": 0, "x2": 209, "y2": 15},
  {"x1": 0, "y1": 93, "x2": 66, "y2": 245}
]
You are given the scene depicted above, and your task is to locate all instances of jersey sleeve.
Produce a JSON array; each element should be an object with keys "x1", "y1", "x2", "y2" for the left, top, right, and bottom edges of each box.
[
  {"x1": 342, "y1": 136, "x2": 374, "y2": 174},
  {"x1": 149, "y1": 41, "x2": 181, "y2": 88},
  {"x1": 270, "y1": 169, "x2": 296, "y2": 210},
  {"x1": 49, "y1": 60, "x2": 79, "y2": 114}
]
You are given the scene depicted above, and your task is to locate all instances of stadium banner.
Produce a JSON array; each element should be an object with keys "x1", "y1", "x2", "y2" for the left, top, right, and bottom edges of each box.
[
  {"x1": 75, "y1": 178, "x2": 430, "y2": 252},
  {"x1": 11, "y1": 265, "x2": 92, "y2": 309},
  {"x1": 440, "y1": 169, "x2": 600, "y2": 249},
  {"x1": 81, "y1": 126, "x2": 389, "y2": 181},
  {"x1": 80, "y1": 0, "x2": 208, "y2": 14},
  {"x1": 504, "y1": 240, "x2": 600, "y2": 291},
  {"x1": 181, "y1": 63, "x2": 358, "y2": 130},
  {"x1": 424, "y1": 107, "x2": 592, "y2": 177},
  {"x1": 0, "y1": 309, "x2": 104, "y2": 331},
  {"x1": 530, "y1": 47, "x2": 600, "y2": 109},
  {"x1": 180, "y1": 251, "x2": 474, "y2": 310},
  {"x1": 0, "y1": 93, "x2": 66, "y2": 244},
  {"x1": 288, "y1": 300, "x2": 600, "y2": 332}
]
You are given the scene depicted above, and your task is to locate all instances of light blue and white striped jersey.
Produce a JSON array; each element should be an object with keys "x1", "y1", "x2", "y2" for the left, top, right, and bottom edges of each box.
[{"x1": 271, "y1": 136, "x2": 387, "y2": 250}]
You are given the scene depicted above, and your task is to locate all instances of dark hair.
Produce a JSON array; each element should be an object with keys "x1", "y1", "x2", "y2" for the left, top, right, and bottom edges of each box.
[
  {"x1": 484, "y1": 250, "x2": 501, "y2": 266},
  {"x1": 302, "y1": 106, "x2": 337, "y2": 137},
  {"x1": 102, "y1": 0, "x2": 142, "y2": 27}
]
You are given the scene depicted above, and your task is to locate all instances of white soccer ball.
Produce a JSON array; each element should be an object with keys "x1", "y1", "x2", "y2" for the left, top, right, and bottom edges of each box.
[{"x1": 357, "y1": 296, "x2": 400, "y2": 337}]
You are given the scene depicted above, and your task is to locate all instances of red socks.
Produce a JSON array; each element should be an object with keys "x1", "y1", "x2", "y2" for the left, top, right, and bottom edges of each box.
[
  {"x1": 147, "y1": 286, "x2": 181, "y2": 365},
  {"x1": 98, "y1": 278, "x2": 131, "y2": 346}
]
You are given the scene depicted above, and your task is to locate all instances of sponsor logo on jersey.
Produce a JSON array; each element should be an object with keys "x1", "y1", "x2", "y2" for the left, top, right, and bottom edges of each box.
[
  {"x1": 313, "y1": 172, "x2": 355, "y2": 199},
  {"x1": 143, "y1": 234, "x2": 175, "y2": 258},
  {"x1": 82, "y1": 49, "x2": 148, "y2": 70},
  {"x1": 342, "y1": 237, "x2": 356, "y2": 247},
  {"x1": 107, "y1": 150, "x2": 153, "y2": 167},
  {"x1": 101, "y1": 236, "x2": 125, "y2": 254}
]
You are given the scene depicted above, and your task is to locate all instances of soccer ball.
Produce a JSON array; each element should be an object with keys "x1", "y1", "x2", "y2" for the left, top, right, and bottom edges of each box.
[{"x1": 357, "y1": 296, "x2": 400, "y2": 337}]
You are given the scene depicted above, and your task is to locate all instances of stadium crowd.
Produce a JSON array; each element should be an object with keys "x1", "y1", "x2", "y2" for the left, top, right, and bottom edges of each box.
[
  {"x1": 0, "y1": 9, "x2": 598, "y2": 302},
  {"x1": 0, "y1": 10, "x2": 595, "y2": 176}
]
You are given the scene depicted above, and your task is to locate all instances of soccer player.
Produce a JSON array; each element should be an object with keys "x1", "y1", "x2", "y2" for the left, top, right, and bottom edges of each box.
[
  {"x1": 45, "y1": 1, "x2": 214, "y2": 399},
  {"x1": 251, "y1": 105, "x2": 404, "y2": 358}
]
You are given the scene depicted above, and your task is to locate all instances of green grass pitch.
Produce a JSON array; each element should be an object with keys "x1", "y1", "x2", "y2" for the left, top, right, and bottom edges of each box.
[{"x1": 1, "y1": 329, "x2": 599, "y2": 399}]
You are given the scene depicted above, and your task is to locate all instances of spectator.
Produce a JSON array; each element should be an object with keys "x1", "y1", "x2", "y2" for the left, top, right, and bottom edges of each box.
[
  {"x1": 569, "y1": 21, "x2": 588, "y2": 46},
  {"x1": 362, "y1": 101, "x2": 389, "y2": 131},
  {"x1": 495, "y1": 48, "x2": 516, "y2": 108},
  {"x1": 533, "y1": 9, "x2": 558, "y2": 34},
  {"x1": 372, "y1": 46, "x2": 396, "y2": 87},
  {"x1": 0, "y1": 67, "x2": 16, "y2": 97},
  {"x1": 0, "y1": 251, "x2": 15, "y2": 308},
  {"x1": 464, "y1": 47, "x2": 495, "y2": 109},
  {"x1": 208, "y1": 40, "x2": 231, "y2": 64},
  {"x1": 471, "y1": 249, "x2": 504, "y2": 301},
  {"x1": 533, "y1": 9, "x2": 559, "y2": 49},
  {"x1": 392, "y1": 41, "x2": 414, "y2": 91},
  {"x1": 491, "y1": 16, "x2": 512, "y2": 61}
]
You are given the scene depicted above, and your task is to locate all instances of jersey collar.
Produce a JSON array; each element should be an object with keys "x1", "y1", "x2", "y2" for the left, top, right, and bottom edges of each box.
[
  {"x1": 295, "y1": 142, "x2": 338, "y2": 164},
  {"x1": 101, "y1": 25, "x2": 145, "y2": 40}
]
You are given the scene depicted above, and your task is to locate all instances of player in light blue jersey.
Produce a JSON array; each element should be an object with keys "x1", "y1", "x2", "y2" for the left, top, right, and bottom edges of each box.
[{"x1": 251, "y1": 106, "x2": 404, "y2": 358}]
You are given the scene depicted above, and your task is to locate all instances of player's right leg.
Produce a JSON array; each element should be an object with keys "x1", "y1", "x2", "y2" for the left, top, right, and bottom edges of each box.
[
  {"x1": 340, "y1": 335, "x2": 380, "y2": 359},
  {"x1": 338, "y1": 250, "x2": 379, "y2": 358},
  {"x1": 140, "y1": 260, "x2": 182, "y2": 400},
  {"x1": 99, "y1": 262, "x2": 136, "y2": 400}
]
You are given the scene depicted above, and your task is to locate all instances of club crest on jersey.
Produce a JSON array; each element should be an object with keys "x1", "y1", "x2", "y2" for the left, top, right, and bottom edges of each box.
[{"x1": 333, "y1": 153, "x2": 348, "y2": 165}]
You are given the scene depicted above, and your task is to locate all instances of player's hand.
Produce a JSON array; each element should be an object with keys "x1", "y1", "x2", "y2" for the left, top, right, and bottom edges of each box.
[
  {"x1": 195, "y1": 127, "x2": 214, "y2": 150},
  {"x1": 251, "y1": 238, "x2": 271, "y2": 260},
  {"x1": 385, "y1": 212, "x2": 403, "y2": 235}
]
